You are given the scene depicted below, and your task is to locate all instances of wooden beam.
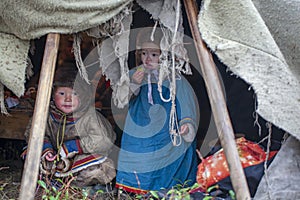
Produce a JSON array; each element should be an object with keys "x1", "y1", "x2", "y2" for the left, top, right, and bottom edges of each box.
[
  {"x1": 182, "y1": 0, "x2": 251, "y2": 199},
  {"x1": 0, "y1": 110, "x2": 31, "y2": 140},
  {"x1": 19, "y1": 33, "x2": 60, "y2": 200}
]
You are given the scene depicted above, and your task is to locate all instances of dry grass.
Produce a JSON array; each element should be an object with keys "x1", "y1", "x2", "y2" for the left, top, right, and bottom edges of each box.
[
  {"x1": 0, "y1": 139, "x2": 25, "y2": 199},
  {"x1": 0, "y1": 162, "x2": 22, "y2": 200},
  {"x1": 0, "y1": 162, "x2": 123, "y2": 200},
  {"x1": 0, "y1": 140, "x2": 204, "y2": 200}
]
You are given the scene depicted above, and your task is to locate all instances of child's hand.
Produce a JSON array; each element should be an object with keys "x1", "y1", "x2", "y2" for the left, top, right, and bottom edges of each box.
[
  {"x1": 55, "y1": 157, "x2": 71, "y2": 172},
  {"x1": 179, "y1": 124, "x2": 189, "y2": 135},
  {"x1": 179, "y1": 123, "x2": 196, "y2": 143},
  {"x1": 40, "y1": 152, "x2": 56, "y2": 175},
  {"x1": 45, "y1": 152, "x2": 57, "y2": 162},
  {"x1": 132, "y1": 69, "x2": 145, "y2": 84}
]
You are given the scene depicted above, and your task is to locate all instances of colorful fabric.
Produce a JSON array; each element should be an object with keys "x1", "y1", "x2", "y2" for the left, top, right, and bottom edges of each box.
[
  {"x1": 55, "y1": 154, "x2": 107, "y2": 177},
  {"x1": 196, "y1": 137, "x2": 277, "y2": 191},
  {"x1": 116, "y1": 70, "x2": 198, "y2": 194},
  {"x1": 71, "y1": 157, "x2": 116, "y2": 187},
  {"x1": 50, "y1": 112, "x2": 77, "y2": 125},
  {"x1": 60, "y1": 139, "x2": 83, "y2": 157}
]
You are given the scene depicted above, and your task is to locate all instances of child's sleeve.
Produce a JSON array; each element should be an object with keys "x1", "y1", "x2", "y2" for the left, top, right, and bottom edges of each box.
[
  {"x1": 21, "y1": 117, "x2": 55, "y2": 159},
  {"x1": 176, "y1": 77, "x2": 199, "y2": 139},
  {"x1": 181, "y1": 123, "x2": 196, "y2": 143},
  {"x1": 76, "y1": 110, "x2": 116, "y2": 156}
]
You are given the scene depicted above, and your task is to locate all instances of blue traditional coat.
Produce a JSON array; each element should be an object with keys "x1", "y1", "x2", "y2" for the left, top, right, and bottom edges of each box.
[{"x1": 116, "y1": 68, "x2": 199, "y2": 194}]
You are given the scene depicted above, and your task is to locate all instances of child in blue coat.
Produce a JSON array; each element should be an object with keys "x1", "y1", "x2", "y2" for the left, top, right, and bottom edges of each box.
[{"x1": 116, "y1": 27, "x2": 199, "y2": 194}]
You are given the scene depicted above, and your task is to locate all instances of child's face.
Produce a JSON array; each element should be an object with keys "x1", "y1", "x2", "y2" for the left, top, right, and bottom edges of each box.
[
  {"x1": 141, "y1": 42, "x2": 161, "y2": 70},
  {"x1": 54, "y1": 87, "x2": 80, "y2": 114}
]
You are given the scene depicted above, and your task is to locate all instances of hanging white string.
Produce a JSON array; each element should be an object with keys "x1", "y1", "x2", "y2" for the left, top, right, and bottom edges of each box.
[
  {"x1": 147, "y1": 73, "x2": 154, "y2": 105},
  {"x1": 150, "y1": 21, "x2": 158, "y2": 42},
  {"x1": 168, "y1": 0, "x2": 182, "y2": 146},
  {"x1": 157, "y1": 27, "x2": 172, "y2": 103},
  {"x1": 73, "y1": 33, "x2": 90, "y2": 84}
]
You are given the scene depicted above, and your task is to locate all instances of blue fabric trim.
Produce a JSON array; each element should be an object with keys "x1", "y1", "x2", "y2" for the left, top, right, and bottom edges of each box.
[
  {"x1": 71, "y1": 156, "x2": 106, "y2": 171},
  {"x1": 43, "y1": 142, "x2": 53, "y2": 152},
  {"x1": 64, "y1": 140, "x2": 79, "y2": 153}
]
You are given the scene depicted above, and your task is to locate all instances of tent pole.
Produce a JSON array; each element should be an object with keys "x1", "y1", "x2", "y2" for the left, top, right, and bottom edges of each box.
[
  {"x1": 19, "y1": 33, "x2": 60, "y2": 200},
  {"x1": 182, "y1": 1, "x2": 251, "y2": 199}
]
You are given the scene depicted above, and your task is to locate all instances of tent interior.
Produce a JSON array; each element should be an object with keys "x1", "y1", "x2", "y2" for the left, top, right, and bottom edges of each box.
[
  {"x1": 0, "y1": 1, "x2": 293, "y2": 199},
  {"x1": 0, "y1": 1, "x2": 285, "y2": 149}
]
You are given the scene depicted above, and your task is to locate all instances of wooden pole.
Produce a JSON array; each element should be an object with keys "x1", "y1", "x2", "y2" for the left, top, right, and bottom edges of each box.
[
  {"x1": 182, "y1": 1, "x2": 251, "y2": 199},
  {"x1": 19, "y1": 33, "x2": 60, "y2": 200}
]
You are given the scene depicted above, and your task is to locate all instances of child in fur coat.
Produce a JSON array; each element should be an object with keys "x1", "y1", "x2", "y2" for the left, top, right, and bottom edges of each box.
[{"x1": 22, "y1": 63, "x2": 116, "y2": 187}]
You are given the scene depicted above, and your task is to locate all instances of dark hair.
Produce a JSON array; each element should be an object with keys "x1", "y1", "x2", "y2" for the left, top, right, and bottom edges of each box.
[
  {"x1": 53, "y1": 62, "x2": 93, "y2": 109},
  {"x1": 53, "y1": 62, "x2": 79, "y2": 88}
]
